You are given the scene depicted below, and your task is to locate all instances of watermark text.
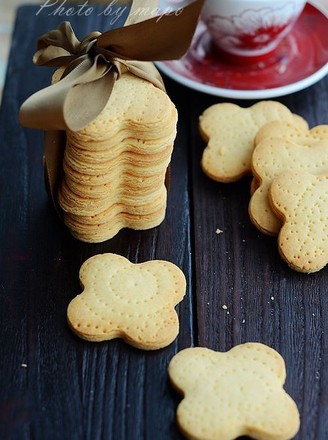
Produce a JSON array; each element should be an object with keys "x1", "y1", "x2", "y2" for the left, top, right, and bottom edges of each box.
[{"x1": 36, "y1": 0, "x2": 184, "y2": 24}]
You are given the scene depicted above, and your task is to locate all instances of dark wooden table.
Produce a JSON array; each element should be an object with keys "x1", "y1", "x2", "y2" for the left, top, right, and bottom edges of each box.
[{"x1": 1, "y1": 4, "x2": 328, "y2": 440}]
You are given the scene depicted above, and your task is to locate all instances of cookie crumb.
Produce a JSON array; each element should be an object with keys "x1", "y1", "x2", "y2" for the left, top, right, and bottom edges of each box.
[{"x1": 222, "y1": 304, "x2": 228, "y2": 310}]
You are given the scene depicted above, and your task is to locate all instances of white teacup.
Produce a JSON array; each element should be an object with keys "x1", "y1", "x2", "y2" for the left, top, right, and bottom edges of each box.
[{"x1": 201, "y1": 0, "x2": 307, "y2": 59}]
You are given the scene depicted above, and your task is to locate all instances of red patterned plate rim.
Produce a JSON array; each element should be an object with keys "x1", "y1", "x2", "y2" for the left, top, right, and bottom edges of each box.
[{"x1": 156, "y1": 2, "x2": 328, "y2": 99}]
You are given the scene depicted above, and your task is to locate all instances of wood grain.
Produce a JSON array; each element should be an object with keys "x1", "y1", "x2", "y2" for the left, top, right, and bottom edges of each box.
[
  {"x1": 0, "y1": 4, "x2": 328, "y2": 440},
  {"x1": 188, "y1": 87, "x2": 328, "y2": 439}
]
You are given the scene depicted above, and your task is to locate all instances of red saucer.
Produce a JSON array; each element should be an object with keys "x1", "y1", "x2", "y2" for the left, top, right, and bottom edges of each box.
[{"x1": 157, "y1": 3, "x2": 328, "y2": 99}]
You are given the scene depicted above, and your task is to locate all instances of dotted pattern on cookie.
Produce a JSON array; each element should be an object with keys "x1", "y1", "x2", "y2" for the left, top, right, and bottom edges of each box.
[
  {"x1": 250, "y1": 124, "x2": 328, "y2": 235},
  {"x1": 68, "y1": 74, "x2": 176, "y2": 142},
  {"x1": 67, "y1": 253, "x2": 186, "y2": 349},
  {"x1": 168, "y1": 343, "x2": 300, "y2": 440},
  {"x1": 269, "y1": 170, "x2": 328, "y2": 273}
]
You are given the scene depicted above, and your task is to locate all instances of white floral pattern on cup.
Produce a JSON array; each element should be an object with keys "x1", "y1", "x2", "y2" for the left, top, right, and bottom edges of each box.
[{"x1": 202, "y1": 1, "x2": 306, "y2": 56}]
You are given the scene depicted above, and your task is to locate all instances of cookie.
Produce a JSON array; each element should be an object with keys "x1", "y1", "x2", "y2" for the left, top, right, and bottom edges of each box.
[
  {"x1": 270, "y1": 170, "x2": 328, "y2": 273},
  {"x1": 64, "y1": 208, "x2": 167, "y2": 243},
  {"x1": 250, "y1": 123, "x2": 328, "y2": 235},
  {"x1": 199, "y1": 101, "x2": 307, "y2": 183},
  {"x1": 168, "y1": 342, "x2": 300, "y2": 440},
  {"x1": 254, "y1": 120, "x2": 328, "y2": 146},
  {"x1": 67, "y1": 253, "x2": 186, "y2": 348},
  {"x1": 63, "y1": 172, "x2": 164, "y2": 199},
  {"x1": 52, "y1": 71, "x2": 178, "y2": 242},
  {"x1": 58, "y1": 175, "x2": 167, "y2": 216}
]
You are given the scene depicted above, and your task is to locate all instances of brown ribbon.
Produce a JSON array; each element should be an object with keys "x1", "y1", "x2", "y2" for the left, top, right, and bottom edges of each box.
[{"x1": 19, "y1": 0, "x2": 204, "y2": 132}]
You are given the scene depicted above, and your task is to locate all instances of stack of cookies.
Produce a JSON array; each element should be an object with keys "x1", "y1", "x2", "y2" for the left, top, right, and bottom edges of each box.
[{"x1": 57, "y1": 72, "x2": 178, "y2": 243}]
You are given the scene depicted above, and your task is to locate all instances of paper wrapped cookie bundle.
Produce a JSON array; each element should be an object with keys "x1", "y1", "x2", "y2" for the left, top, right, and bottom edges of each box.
[{"x1": 20, "y1": 0, "x2": 204, "y2": 242}]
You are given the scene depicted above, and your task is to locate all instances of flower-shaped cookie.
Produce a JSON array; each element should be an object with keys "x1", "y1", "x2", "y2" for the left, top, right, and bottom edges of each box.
[
  {"x1": 250, "y1": 123, "x2": 328, "y2": 235},
  {"x1": 199, "y1": 101, "x2": 307, "y2": 183},
  {"x1": 270, "y1": 170, "x2": 328, "y2": 273},
  {"x1": 169, "y1": 343, "x2": 300, "y2": 440},
  {"x1": 67, "y1": 253, "x2": 186, "y2": 349}
]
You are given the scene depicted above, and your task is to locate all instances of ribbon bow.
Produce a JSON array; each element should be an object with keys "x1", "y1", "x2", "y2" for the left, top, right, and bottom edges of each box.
[{"x1": 19, "y1": 0, "x2": 204, "y2": 132}]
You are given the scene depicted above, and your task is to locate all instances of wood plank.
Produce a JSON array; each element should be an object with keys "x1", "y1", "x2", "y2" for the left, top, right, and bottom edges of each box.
[
  {"x1": 0, "y1": 6, "x2": 193, "y2": 439},
  {"x1": 1, "y1": 3, "x2": 328, "y2": 439},
  {"x1": 189, "y1": 80, "x2": 328, "y2": 440}
]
